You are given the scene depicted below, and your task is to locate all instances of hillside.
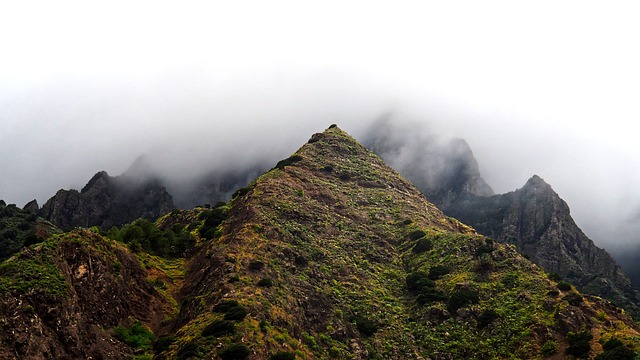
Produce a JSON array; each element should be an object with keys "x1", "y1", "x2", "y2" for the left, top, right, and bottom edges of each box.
[
  {"x1": 442, "y1": 176, "x2": 640, "y2": 319},
  {"x1": 162, "y1": 126, "x2": 640, "y2": 359},
  {"x1": 2, "y1": 126, "x2": 640, "y2": 359}
]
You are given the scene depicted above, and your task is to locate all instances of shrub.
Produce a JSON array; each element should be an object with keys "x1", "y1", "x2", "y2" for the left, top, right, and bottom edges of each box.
[
  {"x1": 412, "y1": 237, "x2": 432, "y2": 253},
  {"x1": 224, "y1": 306, "x2": 248, "y2": 321},
  {"x1": 408, "y1": 229, "x2": 427, "y2": 241},
  {"x1": 548, "y1": 272, "x2": 563, "y2": 281},
  {"x1": 474, "y1": 253, "x2": 495, "y2": 274},
  {"x1": 198, "y1": 203, "x2": 228, "y2": 239},
  {"x1": 177, "y1": 342, "x2": 203, "y2": 360},
  {"x1": 595, "y1": 346, "x2": 637, "y2": 360},
  {"x1": 557, "y1": 281, "x2": 572, "y2": 291},
  {"x1": 406, "y1": 271, "x2": 447, "y2": 304},
  {"x1": 213, "y1": 300, "x2": 240, "y2": 313},
  {"x1": 322, "y1": 165, "x2": 334, "y2": 172},
  {"x1": 602, "y1": 337, "x2": 625, "y2": 352},
  {"x1": 475, "y1": 242, "x2": 494, "y2": 257},
  {"x1": 447, "y1": 289, "x2": 480, "y2": 314},
  {"x1": 232, "y1": 186, "x2": 251, "y2": 199},
  {"x1": 219, "y1": 343, "x2": 251, "y2": 360},
  {"x1": 353, "y1": 315, "x2": 378, "y2": 336},
  {"x1": 270, "y1": 351, "x2": 296, "y2": 360},
  {"x1": 563, "y1": 292, "x2": 583, "y2": 306},
  {"x1": 153, "y1": 336, "x2": 175, "y2": 353},
  {"x1": 547, "y1": 289, "x2": 560, "y2": 297},
  {"x1": 257, "y1": 278, "x2": 274, "y2": 287},
  {"x1": 477, "y1": 309, "x2": 499, "y2": 329},
  {"x1": 540, "y1": 340, "x2": 558, "y2": 356},
  {"x1": 428, "y1": 265, "x2": 449, "y2": 280},
  {"x1": 566, "y1": 330, "x2": 593, "y2": 358},
  {"x1": 202, "y1": 320, "x2": 235, "y2": 337},
  {"x1": 274, "y1": 155, "x2": 303, "y2": 170},
  {"x1": 113, "y1": 321, "x2": 155, "y2": 350},
  {"x1": 249, "y1": 260, "x2": 265, "y2": 271}
]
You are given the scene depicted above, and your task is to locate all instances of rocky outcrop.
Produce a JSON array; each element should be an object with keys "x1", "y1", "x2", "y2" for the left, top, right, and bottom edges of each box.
[
  {"x1": 22, "y1": 200, "x2": 39, "y2": 213},
  {"x1": 443, "y1": 175, "x2": 640, "y2": 317},
  {"x1": 0, "y1": 230, "x2": 171, "y2": 359},
  {"x1": 38, "y1": 171, "x2": 174, "y2": 231}
]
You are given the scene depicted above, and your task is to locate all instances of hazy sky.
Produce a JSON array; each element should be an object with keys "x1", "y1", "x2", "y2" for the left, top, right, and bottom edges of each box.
[{"x1": 2, "y1": 1, "x2": 640, "y2": 251}]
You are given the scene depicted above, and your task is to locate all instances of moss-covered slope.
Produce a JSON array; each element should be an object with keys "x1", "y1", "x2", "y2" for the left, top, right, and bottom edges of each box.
[{"x1": 161, "y1": 126, "x2": 640, "y2": 360}]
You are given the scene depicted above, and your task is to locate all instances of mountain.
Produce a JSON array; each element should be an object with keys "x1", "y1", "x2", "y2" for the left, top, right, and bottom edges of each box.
[
  {"x1": 37, "y1": 171, "x2": 175, "y2": 231},
  {"x1": 442, "y1": 175, "x2": 640, "y2": 318},
  {"x1": 2, "y1": 126, "x2": 639, "y2": 359},
  {"x1": 362, "y1": 121, "x2": 640, "y2": 319}
]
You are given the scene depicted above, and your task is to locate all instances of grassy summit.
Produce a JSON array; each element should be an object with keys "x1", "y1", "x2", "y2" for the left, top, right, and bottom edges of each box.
[{"x1": 161, "y1": 126, "x2": 640, "y2": 359}]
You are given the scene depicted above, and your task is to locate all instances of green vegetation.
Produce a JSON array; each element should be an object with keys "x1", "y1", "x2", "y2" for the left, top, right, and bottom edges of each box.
[
  {"x1": 557, "y1": 281, "x2": 573, "y2": 291},
  {"x1": 202, "y1": 320, "x2": 236, "y2": 337},
  {"x1": 106, "y1": 218, "x2": 193, "y2": 257},
  {"x1": 0, "y1": 235, "x2": 67, "y2": 298},
  {"x1": 198, "y1": 202, "x2": 228, "y2": 239},
  {"x1": 219, "y1": 343, "x2": 251, "y2": 359},
  {"x1": 113, "y1": 321, "x2": 155, "y2": 350},
  {"x1": 213, "y1": 300, "x2": 248, "y2": 321},
  {"x1": 566, "y1": 330, "x2": 593, "y2": 358},
  {"x1": 540, "y1": 340, "x2": 558, "y2": 356},
  {"x1": 0, "y1": 202, "x2": 58, "y2": 261}
]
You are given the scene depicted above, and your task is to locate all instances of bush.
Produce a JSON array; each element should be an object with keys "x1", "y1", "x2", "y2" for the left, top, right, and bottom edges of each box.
[
  {"x1": 249, "y1": 260, "x2": 265, "y2": 271},
  {"x1": 566, "y1": 330, "x2": 593, "y2": 358},
  {"x1": 224, "y1": 306, "x2": 248, "y2": 321},
  {"x1": 153, "y1": 336, "x2": 174, "y2": 353},
  {"x1": 475, "y1": 241, "x2": 495, "y2": 257},
  {"x1": 219, "y1": 343, "x2": 251, "y2": 360},
  {"x1": 563, "y1": 292, "x2": 583, "y2": 306},
  {"x1": 257, "y1": 278, "x2": 274, "y2": 287},
  {"x1": 106, "y1": 218, "x2": 193, "y2": 258},
  {"x1": 428, "y1": 265, "x2": 449, "y2": 280},
  {"x1": 406, "y1": 271, "x2": 447, "y2": 304},
  {"x1": 595, "y1": 337, "x2": 637, "y2": 360},
  {"x1": 270, "y1": 351, "x2": 296, "y2": 360},
  {"x1": 548, "y1": 272, "x2": 563, "y2": 281},
  {"x1": 113, "y1": 321, "x2": 155, "y2": 350},
  {"x1": 412, "y1": 237, "x2": 432, "y2": 254},
  {"x1": 177, "y1": 342, "x2": 203, "y2": 360},
  {"x1": 213, "y1": 300, "x2": 239, "y2": 312},
  {"x1": 477, "y1": 309, "x2": 499, "y2": 329},
  {"x1": 540, "y1": 340, "x2": 558, "y2": 356},
  {"x1": 274, "y1": 155, "x2": 303, "y2": 170},
  {"x1": 408, "y1": 229, "x2": 427, "y2": 241},
  {"x1": 353, "y1": 315, "x2": 378, "y2": 336},
  {"x1": 202, "y1": 320, "x2": 235, "y2": 337},
  {"x1": 198, "y1": 203, "x2": 228, "y2": 239},
  {"x1": 447, "y1": 289, "x2": 480, "y2": 314},
  {"x1": 557, "y1": 281, "x2": 572, "y2": 291}
]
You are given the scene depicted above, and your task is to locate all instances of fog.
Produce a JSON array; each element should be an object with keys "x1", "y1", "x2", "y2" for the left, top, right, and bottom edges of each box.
[{"x1": 2, "y1": 2, "x2": 640, "y2": 258}]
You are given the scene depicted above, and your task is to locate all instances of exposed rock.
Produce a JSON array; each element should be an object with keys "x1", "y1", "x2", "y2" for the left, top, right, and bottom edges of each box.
[
  {"x1": 22, "y1": 200, "x2": 39, "y2": 213},
  {"x1": 443, "y1": 175, "x2": 640, "y2": 318},
  {"x1": 38, "y1": 171, "x2": 174, "y2": 231}
]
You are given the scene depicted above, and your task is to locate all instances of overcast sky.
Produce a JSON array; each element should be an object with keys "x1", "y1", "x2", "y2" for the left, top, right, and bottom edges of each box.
[{"x1": 2, "y1": 1, "x2": 640, "y2": 252}]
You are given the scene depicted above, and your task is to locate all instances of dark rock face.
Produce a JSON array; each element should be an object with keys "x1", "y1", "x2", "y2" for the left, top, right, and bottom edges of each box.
[
  {"x1": 38, "y1": 171, "x2": 174, "y2": 231},
  {"x1": 22, "y1": 200, "x2": 39, "y2": 213},
  {"x1": 443, "y1": 175, "x2": 640, "y2": 318}
]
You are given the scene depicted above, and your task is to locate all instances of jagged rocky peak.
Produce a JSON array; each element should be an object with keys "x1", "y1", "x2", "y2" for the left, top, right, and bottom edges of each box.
[
  {"x1": 22, "y1": 199, "x2": 39, "y2": 212},
  {"x1": 360, "y1": 118, "x2": 493, "y2": 207},
  {"x1": 38, "y1": 170, "x2": 174, "y2": 231}
]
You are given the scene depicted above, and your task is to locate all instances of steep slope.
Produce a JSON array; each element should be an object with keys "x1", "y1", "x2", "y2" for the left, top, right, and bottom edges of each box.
[
  {"x1": 160, "y1": 126, "x2": 640, "y2": 359},
  {"x1": 0, "y1": 229, "x2": 173, "y2": 359},
  {"x1": 0, "y1": 201, "x2": 60, "y2": 261},
  {"x1": 38, "y1": 171, "x2": 175, "y2": 231},
  {"x1": 444, "y1": 176, "x2": 640, "y2": 319}
]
